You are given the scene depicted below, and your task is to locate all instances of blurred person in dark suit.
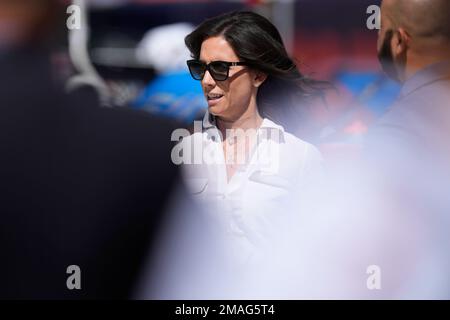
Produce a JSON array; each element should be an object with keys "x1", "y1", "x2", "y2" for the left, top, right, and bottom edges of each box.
[
  {"x1": 362, "y1": 0, "x2": 450, "y2": 297},
  {"x1": 373, "y1": 0, "x2": 450, "y2": 153},
  {"x1": 370, "y1": 0, "x2": 450, "y2": 207},
  {"x1": 0, "y1": 0, "x2": 180, "y2": 299}
]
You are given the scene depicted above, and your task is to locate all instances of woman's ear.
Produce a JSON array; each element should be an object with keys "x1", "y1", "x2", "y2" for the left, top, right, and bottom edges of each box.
[{"x1": 253, "y1": 71, "x2": 268, "y2": 88}]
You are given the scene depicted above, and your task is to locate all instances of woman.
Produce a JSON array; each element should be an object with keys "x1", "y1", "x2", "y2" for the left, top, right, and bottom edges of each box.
[{"x1": 180, "y1": 11, "x2": 326, "y2": 261}]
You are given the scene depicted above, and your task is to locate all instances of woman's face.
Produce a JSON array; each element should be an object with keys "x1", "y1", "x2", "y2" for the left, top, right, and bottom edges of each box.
[{"x1": 199, "y1": 36, "x2": 264, "y2": 121}]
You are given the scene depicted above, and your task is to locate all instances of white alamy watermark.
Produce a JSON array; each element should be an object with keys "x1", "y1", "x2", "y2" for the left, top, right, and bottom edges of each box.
[
  {"x1": 366, "y1": 265, "x2": 382, "y2": 290},
  {"x1": 66, "y1": 265, "x2": 82, "y2": 290},
  {"x1": 66, "y1": 5, "x2": 82, "y2": 30},
  {"x1": 171, "y1": 121, "x2": 281, "y2": 173},
  {"x1": 366, "y1": 5, "x2": 381, "y2": 30}
]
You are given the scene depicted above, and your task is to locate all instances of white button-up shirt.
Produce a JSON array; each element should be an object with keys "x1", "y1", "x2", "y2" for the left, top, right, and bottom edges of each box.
[{"x1": 180, "y1": 111, "x2": 323, "y2": 263}]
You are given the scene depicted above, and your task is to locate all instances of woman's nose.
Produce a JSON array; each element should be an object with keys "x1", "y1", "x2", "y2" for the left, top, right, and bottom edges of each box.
[{"x1": 201, "y1": 70, "x2": 216, "y2": 88}]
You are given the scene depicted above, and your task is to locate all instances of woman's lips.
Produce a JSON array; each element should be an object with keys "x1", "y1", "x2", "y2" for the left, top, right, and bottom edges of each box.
[{"x1": 207, "y1": 95, "x2": 224, "y2": 107}]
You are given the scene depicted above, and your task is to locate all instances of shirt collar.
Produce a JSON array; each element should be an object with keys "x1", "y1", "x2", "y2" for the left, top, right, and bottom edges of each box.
[
  {"x1": 202, "y1": 110, "x2": 286, "y2": 139},
  {"x1": 400, "y1": 60, "x2": 450, "y2": 99},
  {"x1": 259, "y1": 117, "x2": 286, "y2": 133},
  {"x1": 202, "y1": 110, "x2": 216, "y2": 129}
]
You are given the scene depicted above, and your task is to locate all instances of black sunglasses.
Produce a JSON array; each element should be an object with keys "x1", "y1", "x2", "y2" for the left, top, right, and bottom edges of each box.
[{"x1": 187, "y1": 59, "x2": 248, "y2": 81}]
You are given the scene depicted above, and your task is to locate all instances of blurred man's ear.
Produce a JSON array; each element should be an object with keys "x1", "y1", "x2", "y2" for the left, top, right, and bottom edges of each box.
[{"x1": 394, "y1": 28, "x2": 411, "y2": 57}]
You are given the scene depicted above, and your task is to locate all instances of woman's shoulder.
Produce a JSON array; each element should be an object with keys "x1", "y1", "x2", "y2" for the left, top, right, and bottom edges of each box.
[
  {"x1": 281, "y1": 131, "x2": 323, "y2": 164},
  {"x1": 261, "y1": 117, "x2": 322, "y2": 161},
  {"x1": 264, "y1": 116, "x2": 320, "y2": 158},
  {"x1": 283, "y1": 130, "x2": 317, "y2": 149}
]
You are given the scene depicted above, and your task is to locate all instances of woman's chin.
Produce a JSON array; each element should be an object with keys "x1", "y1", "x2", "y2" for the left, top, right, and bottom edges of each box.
[{"x1": 208, "y1": 105, "x2": 226, "y2": 117}]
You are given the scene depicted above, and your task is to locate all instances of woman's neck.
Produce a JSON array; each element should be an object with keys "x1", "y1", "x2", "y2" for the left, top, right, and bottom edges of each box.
[{"x1": 216, "y1": 107, "x2": 263, "y2": 137}]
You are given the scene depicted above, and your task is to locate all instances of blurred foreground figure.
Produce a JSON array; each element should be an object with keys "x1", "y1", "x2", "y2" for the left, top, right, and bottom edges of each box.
[{"x1": 0, "y1": 0, "x2": 179, "y2": 299}]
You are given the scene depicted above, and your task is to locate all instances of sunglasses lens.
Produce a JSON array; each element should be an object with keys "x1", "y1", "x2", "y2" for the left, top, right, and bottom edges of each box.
[
  {"x1": 188, "y1": 61, "x2": 205, "y2": 80},
  {"x1": 210, "y1": 62, "x2": 229, "y2": 81}
]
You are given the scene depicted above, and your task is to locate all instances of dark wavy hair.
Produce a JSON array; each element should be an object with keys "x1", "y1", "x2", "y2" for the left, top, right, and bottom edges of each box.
[{"x1": 185, "y1": 11, "x2": 330, "y2": 138}]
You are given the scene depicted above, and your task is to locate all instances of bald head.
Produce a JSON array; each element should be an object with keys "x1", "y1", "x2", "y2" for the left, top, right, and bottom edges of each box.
[{"x1": 383, "y1": 0, "x2": 450, "y2": 40}]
